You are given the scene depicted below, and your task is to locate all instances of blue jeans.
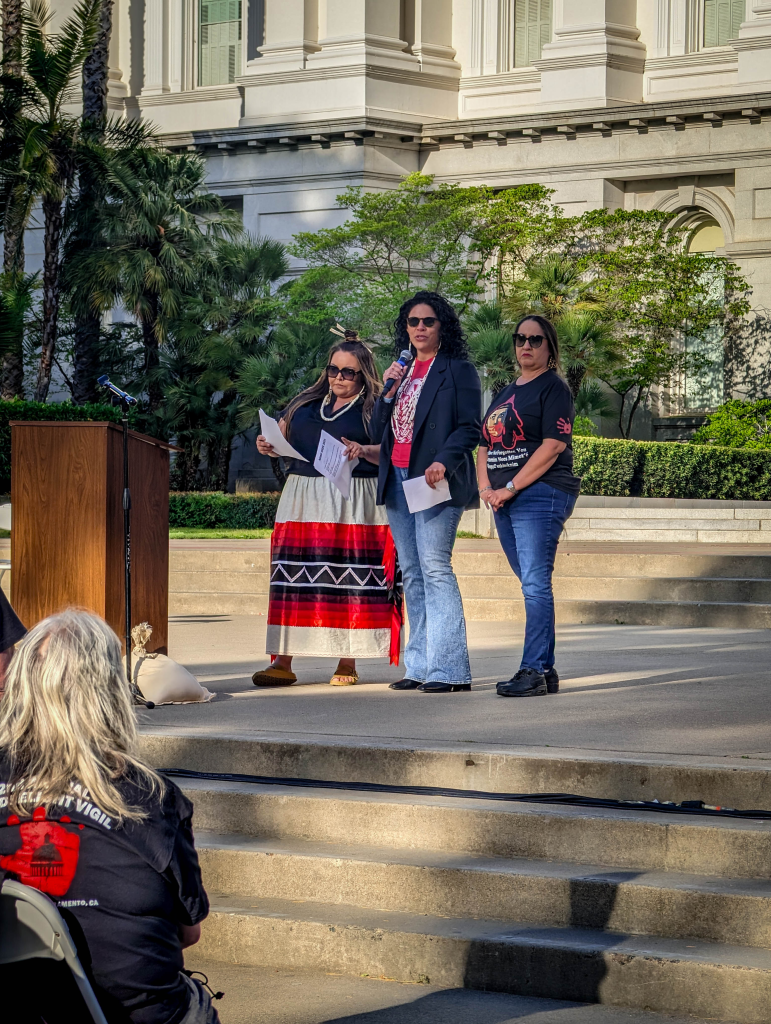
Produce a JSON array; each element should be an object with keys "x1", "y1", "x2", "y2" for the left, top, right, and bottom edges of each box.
[
  {"x1": 494, "y1": 481, "x2": 576, "y2": 674},
  {"x1": 385, "y1": 467, "x2": 471, "y2": 684}
]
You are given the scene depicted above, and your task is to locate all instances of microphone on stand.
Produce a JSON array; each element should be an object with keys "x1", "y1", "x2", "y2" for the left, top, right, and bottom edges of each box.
[
  {"x1": 97, "y1": 375, "x2": 138, "y2": 406},
  {"x1": 382, "y1": 350, "x2": 414, "y2": 402}
]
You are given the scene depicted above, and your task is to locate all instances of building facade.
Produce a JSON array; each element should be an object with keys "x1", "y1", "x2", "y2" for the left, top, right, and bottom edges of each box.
[{"x1": 66, "y1": 0, "x2": 771, "y2": 437}]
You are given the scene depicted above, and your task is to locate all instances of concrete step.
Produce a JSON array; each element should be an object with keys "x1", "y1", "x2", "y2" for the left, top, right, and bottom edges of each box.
[
  {"x1": 194, "y1": 832, "x2": 771, "y2": 948},
  {"x1": 462, "y1": 597, "x2": 771, "y2": 628},
  {"x1": 173, "y1": 778, "x2": 771, "y2": 879},
  {"x1": 182, "y1": 957, "x2": 741, "y2": 1024},
  {"x1": 139, "y1": 730, "x2": 771, "y2": 808},
  {"x1": 168, "y1": 592, "x2": 268, "y2": 615},
  {"x1": 455, "y1": 550, "x2": 771, "y2": 579},
  {"x1": 170, "y1": 570, "x2": 270, "y2": 594},
  {"x1": 457, "y1": 574, "x2": 771, "y2": 603},
  {"x1": 196, "y1": 894, "x2": 771, "y2": 1022}
]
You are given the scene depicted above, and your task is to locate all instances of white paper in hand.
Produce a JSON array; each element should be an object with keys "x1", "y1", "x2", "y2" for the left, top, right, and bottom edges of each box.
[
  {"x1": 402, "y1": 474, "x2": 451, "y2": 514},
  {"x1": 314, "y1": 430, "x2": 359, "y2": 499},
  {"x1": 259, "y1": 409, "x2": 308, "y2": 461}
]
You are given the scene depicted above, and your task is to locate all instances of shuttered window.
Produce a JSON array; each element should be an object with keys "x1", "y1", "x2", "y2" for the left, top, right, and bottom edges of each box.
[
  {"x1": 514, "y1": 0, "x2": 552, "y2": 67},
  {"x1": 703, "y1": 0, "x2": 744, "y2": 48},
  {"x1": 199, "y1": 0, "x2": 242, "y2": 86}
]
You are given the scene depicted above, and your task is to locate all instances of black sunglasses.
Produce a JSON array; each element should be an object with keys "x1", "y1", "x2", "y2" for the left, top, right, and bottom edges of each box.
[
  {"x1": 514, "y1": 333, "x2": 545, "y2": 348},
  {"x1": 407, "y1": 316, "x2": 440, "y2": 328},
  {"x1": 327, "y1": 365, "x2": 362, "y2": 381}
]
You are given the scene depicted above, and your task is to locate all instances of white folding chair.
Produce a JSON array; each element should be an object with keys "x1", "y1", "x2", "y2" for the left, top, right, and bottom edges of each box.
[{"x1": 0, "y1": 876, "x2": 109, "y2": 1024}]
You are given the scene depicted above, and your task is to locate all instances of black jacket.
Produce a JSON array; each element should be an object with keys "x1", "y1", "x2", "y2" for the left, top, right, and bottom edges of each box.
[{"x1": 371, "y1": 351, "x2": 482, "y2": 509}]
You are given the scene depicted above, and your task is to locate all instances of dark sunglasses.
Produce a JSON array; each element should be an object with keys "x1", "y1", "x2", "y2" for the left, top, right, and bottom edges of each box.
[
  {"x1": 327, "y1": 365, "x2": 362, "y2": 381},
  {"x1": 407, "y1": 316, "x2": 440, "y2": 328},
  {"x1": 514, "y1": 333, "x2": 545, "y2": 348}
]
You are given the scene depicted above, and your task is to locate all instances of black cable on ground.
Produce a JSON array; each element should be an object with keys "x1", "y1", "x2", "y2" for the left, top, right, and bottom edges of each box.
[{"x1": 160, "y1": 768, "x2": 771, "y2": 821}]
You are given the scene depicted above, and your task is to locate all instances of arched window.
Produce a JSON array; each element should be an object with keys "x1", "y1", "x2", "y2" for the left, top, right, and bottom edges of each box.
[
  {"x1": 199, "y1": 0, "x2": 242, "y2": 86},
  {"x1": 684, "y1": 217, "x2": 726, "y2": 411},
  {"x1": 514, "y1": 0, "x2": 552, "y2": 67},
  {"x1": 703, "y1": 0, "x2": 743, "y2": 48}
]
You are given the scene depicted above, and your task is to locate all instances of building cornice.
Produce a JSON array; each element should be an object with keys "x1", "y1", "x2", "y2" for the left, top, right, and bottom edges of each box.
[{"x1": 236, "y1": 62, "x2": 459, "y2": 92}]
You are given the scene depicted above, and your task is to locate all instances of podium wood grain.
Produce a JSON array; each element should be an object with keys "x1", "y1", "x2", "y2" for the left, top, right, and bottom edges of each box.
[{"x1": 11, "y1": 422, "x2": 171, "y2": 654}]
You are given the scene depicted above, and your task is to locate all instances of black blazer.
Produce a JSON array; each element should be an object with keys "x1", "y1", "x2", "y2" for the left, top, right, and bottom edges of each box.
[{"x1": 371, "y1": 351, "x2": 482, "y2": 509}]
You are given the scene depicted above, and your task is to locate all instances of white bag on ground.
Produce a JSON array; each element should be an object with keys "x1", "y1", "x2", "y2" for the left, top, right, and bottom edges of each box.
[{"x1": 130, "y1": 623, "x2": 214, "y2": 705}]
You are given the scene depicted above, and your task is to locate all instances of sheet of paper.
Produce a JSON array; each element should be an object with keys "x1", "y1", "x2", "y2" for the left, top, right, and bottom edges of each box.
[
  {"x1": 259, "y1": 409, "x2": 308, "y2": 461},
  {"x1": 314, "y1": 430, "x2": 359, "y2": 499},
  {"x1": 402, "y1": 474, "x2": 451, "y2": 514}
]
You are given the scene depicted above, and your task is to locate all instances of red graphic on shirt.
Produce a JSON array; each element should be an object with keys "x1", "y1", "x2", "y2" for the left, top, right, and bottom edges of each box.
[
  {"x1": 0, "y1": 806, "x2": 80, "y2": 897},
  {"x1": 556, "y1": 417, "x2": 572, "y2": 435},
  {"x1": 484, "y1": 394, "x2": 525, "y2": 449}
]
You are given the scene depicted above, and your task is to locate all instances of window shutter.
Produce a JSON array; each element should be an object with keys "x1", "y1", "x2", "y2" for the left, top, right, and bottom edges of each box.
[
  {"x1": 704, "y1": 0, "x2": 742, "y2": 47},
  {"x1": 199, "y1": 0, "x2": 242, "y2": 86},
  {"x1": 514, "y1": 0, "x2": 552, "y2": 67}
]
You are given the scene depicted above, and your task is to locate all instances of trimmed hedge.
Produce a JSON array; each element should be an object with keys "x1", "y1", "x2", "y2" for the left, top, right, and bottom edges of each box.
[
  {"x1": 169, "y1": 491, "x2": 281, "y2": 529},
  {"x1": 573, "y1": 436, "x2": 771, "y2": 500},
  {"x1": 0, "y1": 400, "x2": 123, "y2": 493}
]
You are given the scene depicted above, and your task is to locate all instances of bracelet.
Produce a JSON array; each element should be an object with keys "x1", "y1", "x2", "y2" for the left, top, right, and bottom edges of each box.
[{"x1": 480, "y1": 486, "x2": 493, "y2": 494}]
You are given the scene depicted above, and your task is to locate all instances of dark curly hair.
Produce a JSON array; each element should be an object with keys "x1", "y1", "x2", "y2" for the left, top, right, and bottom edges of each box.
[{"x1": 394, "y1": 291, "x2": 469, "y2": 361}]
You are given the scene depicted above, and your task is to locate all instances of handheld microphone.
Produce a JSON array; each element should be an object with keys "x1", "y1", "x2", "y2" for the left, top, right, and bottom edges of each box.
[
  {"x1": 382, "y1": 349, "x2": 414, "y2": 400},
  {"x1": 97, "y1": 375, "x2": 138, "y2": 406}
]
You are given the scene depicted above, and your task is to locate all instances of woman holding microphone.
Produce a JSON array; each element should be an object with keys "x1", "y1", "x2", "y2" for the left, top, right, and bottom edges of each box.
[
  {"x1": 252, "y1": 332, "x2": 401, "y2": 687},
  {"x1": 370, "y1": 291, "x2": 482, "y2": 694},
  {"x1": 477, "y1": 315, "x2": 581, "y2": 698}
]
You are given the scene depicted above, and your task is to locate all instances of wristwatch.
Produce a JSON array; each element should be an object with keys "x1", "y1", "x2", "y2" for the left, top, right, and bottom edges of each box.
[{"x1": 505, "y1": 480, "x2": 519, "y2": 495}]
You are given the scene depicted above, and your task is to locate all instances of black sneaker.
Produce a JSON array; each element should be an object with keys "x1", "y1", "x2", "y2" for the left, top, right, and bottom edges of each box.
[
  {"x1": 544, "y1": 667, "x2": 559, "y2": 694},
  {"x1": 389, "y1": 678, "x2": 423, "y2": 690},
  {"x1": 496, "y1": 668, "x2": 547, "y2": 697}
]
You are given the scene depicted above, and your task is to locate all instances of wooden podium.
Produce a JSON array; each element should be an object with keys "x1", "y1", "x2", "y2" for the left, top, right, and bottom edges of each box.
[{"x1": 10, "y1": 422, "x2": 174, "y2": 654}]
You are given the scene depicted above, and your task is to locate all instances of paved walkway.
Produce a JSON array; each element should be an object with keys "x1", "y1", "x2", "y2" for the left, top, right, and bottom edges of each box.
[{"x1": 141, "y1": 615, "x2": 771, "y2": 761}]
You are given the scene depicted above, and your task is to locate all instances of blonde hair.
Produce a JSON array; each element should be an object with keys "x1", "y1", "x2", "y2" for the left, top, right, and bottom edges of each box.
[{"x1": 0, "y1": 609, "x2": 164, "y2": 822}]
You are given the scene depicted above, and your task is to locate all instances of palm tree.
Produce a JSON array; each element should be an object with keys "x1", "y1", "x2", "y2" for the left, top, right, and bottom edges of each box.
[
  {"x1": 81, "y1": 0, "x2": 112, "y2": 126},
  {"x1": 556, "y1": 310, "x2": 619, "y2": 398},
  {"x1": 0, "y1": 269, "x2": 35, "y2": 398},
  {"x1": 0, "y1": 0, "x2": 101, "y2": 400},
  {"x1": 464, "y1": 301, "x2": 517, "y2": 395},
  {"x1": 504, "y1": 254, "x2": 599, "y2": 325},
  {"x1": 69, "y1": 149, "x2": 241, "y2": 409},
  {"x1": 2, "y1": 0, "x2": 24, "y2": 275}
]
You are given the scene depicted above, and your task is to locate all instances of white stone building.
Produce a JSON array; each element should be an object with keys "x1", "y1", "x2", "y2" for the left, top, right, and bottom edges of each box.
[{"x1": 64, "y1": 0, "x2": 771, "y2": 437}]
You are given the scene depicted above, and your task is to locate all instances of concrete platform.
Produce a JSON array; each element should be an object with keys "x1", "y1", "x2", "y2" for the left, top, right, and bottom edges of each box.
[{"x1": 147, "y1": 616, "x2": 771, "y2": 760}]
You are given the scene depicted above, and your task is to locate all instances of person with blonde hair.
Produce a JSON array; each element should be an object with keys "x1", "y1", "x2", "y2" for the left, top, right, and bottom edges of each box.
[
  {"x1": 0, "y1": 609, "x2": 217, "y2": 1024},
  {"x1": 253, "y1": 330, "x2": 402, "y2": 687}
]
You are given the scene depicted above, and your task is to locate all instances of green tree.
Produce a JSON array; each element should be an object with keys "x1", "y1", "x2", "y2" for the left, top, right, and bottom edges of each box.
[
  {"x1": 464, "y1": 302, "x2": 516, "y2": 395},
  {"x1": 288, "y1": 173, "x2": 557, "y2": 340},
  {"x1": 556, "y1": 310, "x2": 618, "y2": 399},
  {"x1": 691, "y1": 399, "x2": 771, "y2": 449},
  {"x1": 503, "y1": 254, "x2": 599, "y2": 324}
]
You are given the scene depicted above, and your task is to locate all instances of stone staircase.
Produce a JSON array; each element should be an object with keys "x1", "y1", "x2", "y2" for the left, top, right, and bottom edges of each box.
[
  {"x1": 140, "y1": 731, "x2": 771, "y2": 1022},
  {"x1": 169, "y1": 542, "x2": 771, "y2": 628}
]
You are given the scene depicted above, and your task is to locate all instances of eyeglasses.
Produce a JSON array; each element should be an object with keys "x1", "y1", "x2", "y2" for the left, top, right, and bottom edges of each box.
[
  {"x1": 514, "y1": 333, "x2": 545, "y2": 348},
  {"x1": 407, "y1": 317, "x2": 440, "y2": 328},
  {"x1": 327, "y1": 365, "x2": 362, "y2": 381}
]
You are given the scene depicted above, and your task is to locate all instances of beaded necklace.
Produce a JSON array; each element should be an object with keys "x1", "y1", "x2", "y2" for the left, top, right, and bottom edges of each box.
[{"x1": 320, "y1": 387, "x2": 365, "y2": 423}]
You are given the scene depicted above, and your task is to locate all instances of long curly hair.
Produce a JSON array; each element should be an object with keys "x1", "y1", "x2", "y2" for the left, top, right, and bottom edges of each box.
[
  {"x1": 512, "y1": 314, "x2": 563, "y2": 375},
  {"x1": 394, "y1": 291, "x2": 469, "y2": 361},
  {"x1": 282, "y1": 339, "x2": 382, "y2": 430}
]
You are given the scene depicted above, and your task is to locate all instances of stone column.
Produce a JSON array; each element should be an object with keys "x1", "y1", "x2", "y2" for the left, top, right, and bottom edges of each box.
[
  {"x1": 251, "y1": 0, "x2": 320, "y2": 70},
  {"x1": 406, "y1": 0, "x2": 460, "y2": 73},
  {"x1": 734, "y1": 1, "x2": 771, "y2": 89},
  {"x1": 107, "y1": 0, "x2": 128, "y2": 109},
  {"x1": 141, "y1": 0, "x2": 169, "y2": 95},
  {"x1": 536, "y1": 0, "x2": 647, "y2": 109},
  {"x1": 313, "y1": 0, "x2": 410, "y2": 67}
]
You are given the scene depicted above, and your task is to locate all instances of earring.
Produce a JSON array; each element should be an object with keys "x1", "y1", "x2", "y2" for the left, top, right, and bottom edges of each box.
[{"x1": 548, "y1": 356, "x2": 557, "y2": 370}]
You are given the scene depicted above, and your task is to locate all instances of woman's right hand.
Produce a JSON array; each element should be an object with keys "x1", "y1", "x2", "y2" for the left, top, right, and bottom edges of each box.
[
  {"x1": 383, "y1": 361, "x2": 408, "y2": 387},
  {"x1": 256, "y1": 435, "x2": 276, "y2": 456}
]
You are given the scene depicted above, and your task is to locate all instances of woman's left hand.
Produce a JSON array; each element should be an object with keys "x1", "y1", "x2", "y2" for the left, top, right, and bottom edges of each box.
[
  {"x1": 488, "y1": 487, "x2": 514, "y2": 511},
  {"x1": 424, "y1": 462, "x2": 446, "y2": 489}
]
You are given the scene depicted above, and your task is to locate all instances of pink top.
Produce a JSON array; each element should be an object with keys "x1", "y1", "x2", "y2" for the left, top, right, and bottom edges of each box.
[{"x1": 391, "y1": 358, "x2": 433, "y2": 468}]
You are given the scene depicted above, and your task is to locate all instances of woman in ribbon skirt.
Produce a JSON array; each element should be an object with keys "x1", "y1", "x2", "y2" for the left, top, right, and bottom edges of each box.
[{"x1": 252, "y1": 330, "x2": 401, "y2": 687}]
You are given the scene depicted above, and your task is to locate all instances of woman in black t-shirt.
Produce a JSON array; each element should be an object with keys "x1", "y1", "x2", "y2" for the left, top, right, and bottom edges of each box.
[
  {"x1": 253, "y1": 334, "x2": 401, "y2": 686},
  {"x1": 0, "y1": 609, "x2": 215, "y2": 1024},
  {"x1": 477, "y1": 315, "x2": 581, "y2": 698}
]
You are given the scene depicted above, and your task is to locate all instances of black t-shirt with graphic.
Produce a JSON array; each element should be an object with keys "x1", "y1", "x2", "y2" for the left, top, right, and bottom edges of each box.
[
  {"x1": 0, "y1": 763, "x2": 208, "y2": 1024},
  {"x1": 481, "y1": 370, "x2": 581, "y2": 496}
]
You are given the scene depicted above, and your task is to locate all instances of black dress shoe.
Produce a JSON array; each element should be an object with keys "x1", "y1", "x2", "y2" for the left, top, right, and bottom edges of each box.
[
  {"x1": 389, "y1": 678, "x2": 423, "y2": 690},
  {"x1": 497, "y1": 668, "x2": 547, "y2": 697},
  {"x1": 417, "y1": 681, "x2": 471, "y2": 693},
  {"x1": 544, "y1": 667, "x2": 559, "y2": 694}
]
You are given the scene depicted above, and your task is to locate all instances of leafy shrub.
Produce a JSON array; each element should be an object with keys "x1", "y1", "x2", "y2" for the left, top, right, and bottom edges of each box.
[
  {"x1": 573, "y1": 436, "x2": 771, "y2": 499},
  {"x1": 573, "y1": 437, "x2": 642, "y2": 496},
  {"x1": 0, "y1": 400, "x2": 123, "y2": 493},
  {"x1": 691, "y1": 399, "x2": 771, "y2": 450},
  {"x1": 169, "y1": 491, "x2": 281, "y2": 529},
  {"x1": 573, "y1": 415, "x2": 600, "y2": 437}
]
